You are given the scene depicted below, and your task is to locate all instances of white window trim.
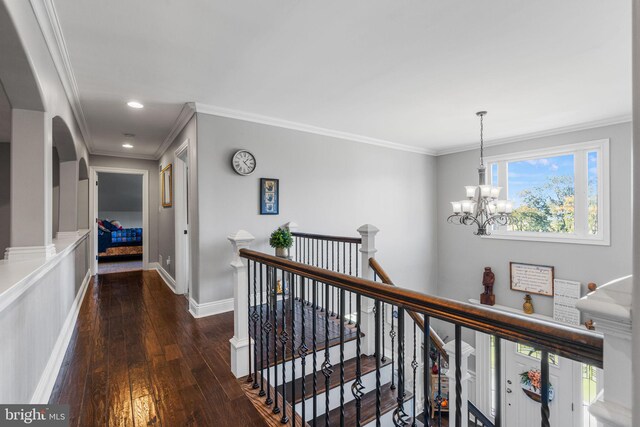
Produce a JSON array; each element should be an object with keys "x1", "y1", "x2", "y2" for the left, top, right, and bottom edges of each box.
[{"x1": 483, "y1": 139, "x2": 610, "y2": 246}]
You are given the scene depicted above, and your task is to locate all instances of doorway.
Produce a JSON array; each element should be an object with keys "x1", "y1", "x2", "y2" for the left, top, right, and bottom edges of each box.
[
  {"x1": 174, "y1": 139, "x2": 191, "y2": 296},
  {"x1": 90, "y1": 167, "x2": 149, "y2": 275}
]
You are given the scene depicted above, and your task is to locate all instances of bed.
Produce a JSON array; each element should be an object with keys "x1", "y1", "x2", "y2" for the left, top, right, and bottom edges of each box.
[{"x1": 97, "y1": 219, "x2": 143, "y2": 259}]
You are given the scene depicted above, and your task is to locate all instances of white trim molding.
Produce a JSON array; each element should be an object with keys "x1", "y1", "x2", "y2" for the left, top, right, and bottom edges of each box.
[
  {"x1": 155, "y1": 103, "x2": 196, "y2": 159},
  {"x1": 195, "y1": 102, "x2": 435, "y2": 156},
  {"x1": 31, "y1": 269, "x2": 91, "y2": 403},
  {"x1": 149, "y1": 262, "x2": 177, "y2": 294},
  {"x1": 4, "y1": 244, "x2": 57, "y2": 262},
  {"x1": 29, "y1": 0, "x2": 93, "y2": 151},
  {"x1": 436, "y1": 115, "x2": 631, "y2": 156},
  {"x1": 189, "y1": 297, "x2": 234, "y2": 318},
  {"x1": 89, "y1": 166, "x2": 149, "y2": 274}
]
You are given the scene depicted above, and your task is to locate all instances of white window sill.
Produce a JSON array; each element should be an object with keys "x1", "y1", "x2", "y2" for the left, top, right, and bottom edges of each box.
[{"x1": 481, "y1": 232, "x2": 610, "y2": 246}]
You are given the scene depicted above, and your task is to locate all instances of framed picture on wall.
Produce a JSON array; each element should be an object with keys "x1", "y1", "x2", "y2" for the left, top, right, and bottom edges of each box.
[
  {"x1": 510, "y1": 262, "x2": 555, "y2": 296},
  {"x1": 260, "y1": 178, "x2": 279, "y2": 215},
  {"x1": 161, "y1": 164, "x2": 173, "y2": 207}
]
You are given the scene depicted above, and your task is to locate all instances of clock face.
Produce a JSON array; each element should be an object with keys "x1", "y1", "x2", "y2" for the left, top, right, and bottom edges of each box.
[{"x1": 232, "y1": 150, "x2": 256, "y2": 175}]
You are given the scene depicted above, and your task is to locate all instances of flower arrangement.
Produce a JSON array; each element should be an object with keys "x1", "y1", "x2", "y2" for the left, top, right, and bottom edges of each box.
[{"x1": 519, "y1": 369, "x2": 554, "y2": 403}]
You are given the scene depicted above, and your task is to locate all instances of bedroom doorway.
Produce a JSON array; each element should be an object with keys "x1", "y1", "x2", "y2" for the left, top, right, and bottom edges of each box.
[{"x1": 90, "y1": 166, "x2": 149, "y2": 275}]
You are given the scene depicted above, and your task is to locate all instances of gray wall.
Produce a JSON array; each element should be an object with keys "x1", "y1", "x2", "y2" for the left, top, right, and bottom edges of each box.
[
  {"x1": 89, "y1": 155, "x2": 159, "y2": 263},
  {"x1": 0, "y1": 143, "x2": 9, "y2": 254},
  {"x1": 98, "y1": 172, "x2": 143, "y2": 228},
  {"x1": 158, "y1": 115, "x2": 197, "y2": 279},
  {"x1": 195, "y1": 113, "x2": 437, "y2": 304},
  {"x1": 436, "y1": 123, "x2": 632, "y2": 323}
]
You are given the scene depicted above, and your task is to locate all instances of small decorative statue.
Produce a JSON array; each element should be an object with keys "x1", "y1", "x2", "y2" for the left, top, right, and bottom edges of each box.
[
  {"x1": 523, "y1": 294, "x2": 534, "y2": 314},
  {"x1": 276, "y1": 279, "x2": 283, "y2": 295},
  {"x1": 480, "y1": 267, "x2": 496, "y2": 306}
]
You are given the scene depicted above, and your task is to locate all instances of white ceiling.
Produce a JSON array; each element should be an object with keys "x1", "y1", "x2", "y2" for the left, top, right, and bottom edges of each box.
[{"x1": 50, "y1": 0, "x2": 631, "y2": 157}]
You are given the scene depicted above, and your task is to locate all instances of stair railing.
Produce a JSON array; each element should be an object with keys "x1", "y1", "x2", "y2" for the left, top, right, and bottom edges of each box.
[
  {"x1": 370, "y1": 257, "x2": 450, "y2": 426},
  {"x1": 230, "y1": 225, "x2": 603, "y2": 427}
]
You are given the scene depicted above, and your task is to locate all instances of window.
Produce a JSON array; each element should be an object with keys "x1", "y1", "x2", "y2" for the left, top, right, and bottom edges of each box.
[
  {"x1": 515, "y1": 343, "x2": 559, "y2": 366},
  {"x1": 486, "y1": 140, "x2": 609, "y2": 245}
]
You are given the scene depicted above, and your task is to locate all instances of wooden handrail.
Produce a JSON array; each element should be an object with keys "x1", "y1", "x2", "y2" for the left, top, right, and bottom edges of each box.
[
  {"x1": 291, "y1": 231, "x2": 362, "y2": 244},
  {"x1": 239, "y1": 248, "x2": 603, "y2": 367},
  {"x1": 369, "y1": 258, "x2": 449, "y2": 363}
]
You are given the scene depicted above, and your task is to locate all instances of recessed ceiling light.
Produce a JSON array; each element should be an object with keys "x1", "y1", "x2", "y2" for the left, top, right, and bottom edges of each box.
[
  {"x1": 122, "y1": 143, "x2": 134, "y2": 149},
  {"x1": 127, "y1": 101, "x2": 144, "y2": 109}
]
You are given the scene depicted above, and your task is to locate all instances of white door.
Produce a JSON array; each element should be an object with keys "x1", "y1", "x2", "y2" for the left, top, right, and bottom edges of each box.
[
  {"x1": 504, "y1": 341, "x2": 578, "y2": 427},
  {"x1": 174, "y1": 141, "x2": 190, "y2": 296}
]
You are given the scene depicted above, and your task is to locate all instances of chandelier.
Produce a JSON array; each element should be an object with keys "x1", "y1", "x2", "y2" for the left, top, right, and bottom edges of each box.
[{"x1": 447, "y1": 111, "x2": 512, "y2": 235}]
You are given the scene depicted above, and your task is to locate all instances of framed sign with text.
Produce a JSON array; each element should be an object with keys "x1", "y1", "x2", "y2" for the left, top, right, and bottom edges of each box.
[{"x1": 510, "y1": 262, "x2": 555, "y2": 296}]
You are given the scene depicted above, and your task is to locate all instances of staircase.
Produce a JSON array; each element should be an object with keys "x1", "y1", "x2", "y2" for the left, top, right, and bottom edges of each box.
[{"x1": 228, "y1": 224, "x2": 604, "y2": 427}]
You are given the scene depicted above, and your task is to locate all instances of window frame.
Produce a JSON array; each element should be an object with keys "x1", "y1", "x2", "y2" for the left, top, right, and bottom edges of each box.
[{"x1": 484, "y1": 139, "x2": 610, "y2": 245}]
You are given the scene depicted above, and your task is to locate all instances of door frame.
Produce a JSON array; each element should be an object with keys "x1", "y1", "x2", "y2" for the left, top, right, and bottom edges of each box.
[
  {"x1": 174, "y1": 139, "x2": 190, "y2": 295},
  {"x1": 89, "y1": 166, "x2": 149, "y2": 275}
]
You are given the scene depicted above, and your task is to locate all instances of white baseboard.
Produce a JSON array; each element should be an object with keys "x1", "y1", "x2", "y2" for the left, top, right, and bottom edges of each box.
[
  {"x1": 31, "y1": 269, "x2": 91, "y2": 404},
  {"x1": 149, "y1": 262, "x2": 178, "y2": 294},
  {"x1": 189, "y1": 297, "x2": 234, "y2": 318}
]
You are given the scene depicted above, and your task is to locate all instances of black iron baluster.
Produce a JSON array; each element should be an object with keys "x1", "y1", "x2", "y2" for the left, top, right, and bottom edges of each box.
[
  {"x1": 247, "y1": 260, "x2": 253, "y2": 385},
  {"x1": 312, "y1": 280, "x2": 318, "y2": 425},
  {"x1": 393, "y1": 308, "x2": 407, "y2": 426},
  {"x1": 390, "y1": 305, "x2": 396, "y2": 389},
  {"x1": 252, "y1": 261, "x2": 259, "y2": 389},
  {"x1": 382, "y1": 302, "x2": 387, "y2": 363},
  {"x1": 339, "y1": 288, "x2": 346, "y2": 427},
  {"x1": 495, "y1": 336, "x2": 502, "y2": 427},
  {"x1": 355, "y1": 243, "x2": 359, "y2": 278},
  {"x1": 541, "y1": 350, "x2": 550, "y2": 427},
  {"x1": 272, "y1": 268, "x2": 280, "y2": 415},
  {"x1": 299, "y1": 278, "x2": 308, "y2": 426},
  {"x1": 348, "y1": 243, "x2": 353, "y2": 324},
  {"x1": 424, "y1": 316, "x2": 431, "y2": 421},
  {"x1": 375, "y1": 300, "x2": 382, "y2": 427},
  {"x1": 259, "y1": 263, "x2": 266, "y2": 397},
  {"x1": 265, "y1": 267, "x2": 273, "y2": 405},
  {"x1": 411, "y1": 322, "x2": 417, "y2": 427},
  {"x1": 288, "y1": 273, "x2": 295, "y2": 425},
  {"x1": 322, "y1": 283, "x2": 333, "y2": 427},
  {"x1": 280, "y1": 271, "x2": 289, "y2": 423},
  {"x1": 351, "y1": 294, "x2": 364, "y2": 427},
  {"x1": 455, "y1": 325, "x2": 462, "y2": 427}
]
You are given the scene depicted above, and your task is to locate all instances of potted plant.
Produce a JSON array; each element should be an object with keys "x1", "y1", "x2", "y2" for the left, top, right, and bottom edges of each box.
[{"x1": 269, "y1": 227, "x2": 293, "y2": 258}]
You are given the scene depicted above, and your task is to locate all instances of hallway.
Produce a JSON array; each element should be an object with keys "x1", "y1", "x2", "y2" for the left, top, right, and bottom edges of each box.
[{"x1": 49, "y1": 270, "x2": 266, "y2": 427}]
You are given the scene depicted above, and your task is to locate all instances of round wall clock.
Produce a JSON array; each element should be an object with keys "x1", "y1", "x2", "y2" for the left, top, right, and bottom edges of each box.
[{"x1": 231, "y1": 150, "x2": 256, "y2": 175}]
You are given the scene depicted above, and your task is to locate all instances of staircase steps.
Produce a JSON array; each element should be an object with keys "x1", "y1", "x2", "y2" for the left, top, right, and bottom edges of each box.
[
  {"x1": 281, "y1": 355, "x2": 390, "y2": 404},
  {"x1": 313, "y1": 383, "x2": 421, "y2": 427}
]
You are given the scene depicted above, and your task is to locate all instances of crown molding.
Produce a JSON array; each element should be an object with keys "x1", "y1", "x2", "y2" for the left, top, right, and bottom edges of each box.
[
  {"x1": 153, "y1": 102, "x2": 196, "y2": 160},
  {"x1": 194, "y1": 102, "x2": 436, "y2": 156},
  {"x1": 90, "y1": 149, "x2": 157, "y2": 161},
  {"x1": 30, "y1": 0, "x2": 94, "y2": 152},
  {"x1": 434, "y1": 114, "x2": 632, "y2": 156}
]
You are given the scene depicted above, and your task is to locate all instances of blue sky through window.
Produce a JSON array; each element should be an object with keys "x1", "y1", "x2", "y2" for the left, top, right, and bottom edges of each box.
[{"x1": 507, "y1": 154, "x2": 575, "y2": 207}]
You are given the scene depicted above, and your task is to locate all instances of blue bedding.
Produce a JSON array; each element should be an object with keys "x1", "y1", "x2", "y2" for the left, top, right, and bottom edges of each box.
[{"x1": 98, "y1": 228, "x2": 143, "y2": 253}]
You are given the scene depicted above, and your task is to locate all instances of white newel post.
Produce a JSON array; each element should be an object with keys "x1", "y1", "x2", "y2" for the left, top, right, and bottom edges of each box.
[
  {"x1": 576, "y1": 275, "x2": 633, "y2": 427},
  {"x1": 282, "y1": 221, "x2": 298, "y2": 260},
  {"x1": 228, "y1": 230, "x2": 255, "y2": 378},
  {"x1": 443, "y1": 340, "x2": 474, "y2": 427},
  {"x1": 358, "y1": 224, "x2": 379, "y2": 355}
]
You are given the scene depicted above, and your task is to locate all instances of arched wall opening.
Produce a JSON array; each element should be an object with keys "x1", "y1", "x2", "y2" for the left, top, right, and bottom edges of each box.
[
  {"x1": 52, "y1": 116, "x2": 78, "y2": 238},
  {"x1": 0, "y1": 82, "x2": 11, "y2": 256},
  {"x1": 77, "y1": 157, "x2": 89, "y2": 229}
]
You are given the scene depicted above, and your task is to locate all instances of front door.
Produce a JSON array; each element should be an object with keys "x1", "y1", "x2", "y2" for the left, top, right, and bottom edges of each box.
[{"x1": 504, "y1": 340, "x2": 578, "y2": 427}]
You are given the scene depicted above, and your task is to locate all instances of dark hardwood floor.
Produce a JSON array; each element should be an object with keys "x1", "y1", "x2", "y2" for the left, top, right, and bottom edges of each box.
[{"x1": 49, "y1": 270, "x2": 267, "y2": 427}]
